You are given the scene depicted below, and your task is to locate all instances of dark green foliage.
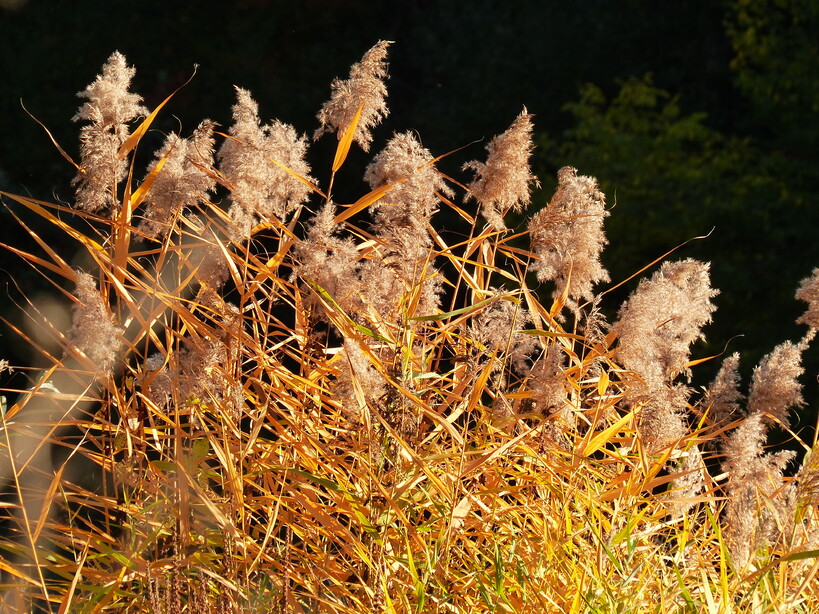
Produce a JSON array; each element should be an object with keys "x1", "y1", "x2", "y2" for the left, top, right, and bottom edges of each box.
[
  {"x1": 537, "y1": 0, "x2": 819, "y2": 440},
  {"x1": 726, "y1": 0, "x2": 819, "y2": 152}
]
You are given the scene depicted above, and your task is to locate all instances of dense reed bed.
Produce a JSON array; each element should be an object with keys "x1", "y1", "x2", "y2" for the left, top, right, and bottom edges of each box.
[{"x1": 1, "y1": 43, "x2": 817, "y2": 613}]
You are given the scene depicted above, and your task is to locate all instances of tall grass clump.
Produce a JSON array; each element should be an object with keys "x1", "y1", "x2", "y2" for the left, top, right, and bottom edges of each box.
[{"x1": 1, "y1": 44, "x2": 818, "y2": 613}]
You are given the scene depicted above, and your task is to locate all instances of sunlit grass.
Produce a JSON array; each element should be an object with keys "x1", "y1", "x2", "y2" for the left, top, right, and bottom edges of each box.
[{"x1": 0, "y1": 46, "x2": 818, "y2": 614}]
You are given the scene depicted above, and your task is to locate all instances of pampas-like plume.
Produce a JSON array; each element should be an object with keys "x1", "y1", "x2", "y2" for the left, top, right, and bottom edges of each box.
[
  {"x1": 361, "y1": 131, "x2": 453, "y2": 319},
  {"x1": 296, "y1": 133, "x2": 452, "y2": 326},
  {"x1": 747, "y1": 339, "x2": 807, "y2": 427},
  {"x1": 529, "y1": 166, "x2": 610, "y2": 312},
  {"x1": 294, "y1": 201, "x2": 362, "y2": 315},
  {"x1": 314, "y1": 40, "x2": 391, "y2": 152},
  {"x1": 66, "y1": 272, "x2": 123, "y2": 374},
  {"x1": 614, "y1": 259, "x2": 718, "y2": 391},
  {"x1": 139, "y1": 120, "x2": 217, "y2": 239},
  {"x1": 703, "y1": 352, "x2": 743, "y2": 428},
  {"x1": 722, "y1": 410, "x2": 798, "y2": 569},
  {"x1": 613, "y1": 259, "x2": 718, "y2": 451},
  {"x1": 218, "y1": 87, "x2": 313, "y2": 237},
  {"x1": 72, "y1": 51, "x2": 148, "y2": 214},
  {"x1": 796, "y1": 267, "x2": 819, "y2": 330},
  {"x1": 364, "y1": 131, "x2": 450, "y2": 220},
  {"x1": 719, "y1": 338, "x2": 809, "y2": 569},
  {"x1": 463, "y1": 108, "x2": 540, "y2": 230}
]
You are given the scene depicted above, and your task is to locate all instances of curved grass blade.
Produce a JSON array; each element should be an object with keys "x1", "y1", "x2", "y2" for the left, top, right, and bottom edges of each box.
[{"x1": 332, "y1": 102, "x2": 364, "y2": 172}]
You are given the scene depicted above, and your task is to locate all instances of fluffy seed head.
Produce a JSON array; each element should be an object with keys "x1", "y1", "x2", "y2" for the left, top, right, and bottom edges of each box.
[
  {"x1": 667, "y1": 444, "x2": 707, "y2": 518},
  {"x1": 722, "y1": 410, "x2": 798, "y2": 569},
  {"x1": 747, "y1": 340, "x2": 806, "y2": 427},
  {"x1": 335, "y1": 338, "x2": 387, "y2": 419},
  {"x1": 528, "y1": 344, "x2": 567, "y2": 415},
  {"x1": 67, "y1": 272, "x2": 123, "y2": 374},
  {"x1": 143, "y1": 303, "x2": 244, "y2": 423},
  {"x1": 613, "y1": 259, "x2": 718, "y2": 389},
  {"x1": 139, "y1": 120, "x2": 217, "y2": 239},
  {"x1": 703, "y1": 352, "x2": 744, "y2": 427},
  {"x1": 638, "y1": 384, "x2": 692, "y2": 451},
  {"x1": 359, "y1": 132, "x2": 453, "y2": 319},
  {"x1": 364, "y1": 131, "x2": 452, "y2": 220},
  {"x1": 72, "y1": 51, "x2": 148, "y2": 214},
  {"x1": 295, "y1": 202, "x2": 362, "y2": 315},
  {"x1": 72, "y1": 51, "x2": 147, "y2": 130},
  {"x1": 218, "y1": 87, "x2": 313, "y2": 230},
  {"x1": 796, "y1": 267, "x2": 819, "y2": 330},
  {"x1": 463, "y1": 108, "x2": 540, "y2": 230},
  {"x1": 613, "y1": 259, "x2": 717, "y2": 452},
  {"x1": 314, "y1": 40, "x2": 391, "y2": 152},
  {"x1": 529, "y1": 166, "x2": 610, "y2": 311}
]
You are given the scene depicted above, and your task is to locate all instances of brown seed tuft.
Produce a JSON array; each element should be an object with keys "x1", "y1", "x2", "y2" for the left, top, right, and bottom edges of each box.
[
  {"x1": 314, "y1": 40, "x2": 391, "y2": 152},
  {"x1": 71, "y1": 52, "x2": 148, "y2": 214},
  {"x1": 463, "y1": 109, "x2": 540, "y2": 230},
  {"x1": 529, "y1": 166, "x2": 610, "y2": 312}
]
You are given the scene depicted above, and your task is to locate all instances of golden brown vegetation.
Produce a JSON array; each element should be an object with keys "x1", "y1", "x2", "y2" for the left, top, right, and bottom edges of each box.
[{"x1": 1, "y1": 44, "x2": 818, "y2": 613}]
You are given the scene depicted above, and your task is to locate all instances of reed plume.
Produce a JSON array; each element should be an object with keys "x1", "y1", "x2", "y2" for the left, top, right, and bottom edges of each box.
[
  {"x1": 314, "y1": 40, "x2": 391, "y2": 151},
  {"x1": 66, "y1": 271, "x2": 123, "y2": 374},
  {"x1": 464, "y1": 108, "x2": 539, "y2": 230},
  {"x1": 613, "y1": 258, "x2": 718, "y2": 450},
  {"x1": 139, "y1": 120, "x2": 217, "y2": 239},
  {"x1": 218, "y1": 87, "x2": 313, "y2": 237},
  {"x1": 529, "y1": 166, "x2": 610, "y2": 313},
  {"x1": 72, "y1": 51, "x2": 147, "y2": 214}
]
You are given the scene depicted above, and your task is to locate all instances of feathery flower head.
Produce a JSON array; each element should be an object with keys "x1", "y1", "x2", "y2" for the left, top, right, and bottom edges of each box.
[
  {"x1": 613, "y1": 259, "x2": 717, "y2": 451},
  {"x1": 218, "y1": 87, "x2": 313, "y2": 230},
  {"x1": 529, "y1": 166, "x2": 610, "y2": 310},
  {"x1": 722, "y1": 410, "x2": 798, "y2": 569},
  {"x1": 295, "y1": 202, "x2": 361, "y2": 315},
  {"x1": 72, "y1": 51, "x2": 147, "y2": 130},
  {"x1": 703, "y1": 352, "x2": 744, "y2": 427},
  {"x1": 613, "y1": 259, "x2": 718, "y2": 389},
  {"x1": 796, "y1": 267, "x2": 819, "y2": 330},
  {"x1": 139, "y1": 120, "x2": 217, "y2": 239},
  {"x1": 361, "y1": 132, "x2": 452, "y2": 321},
  {"x1": 747, "y1": 340, "x2": 806, "y2": 427},
  {"x1": 463, "y1": 108, "x2": 540, "y2": 230},
  {"x1": 67, "y1": 272, "x2": 123, "y2": 374},
  {"x1": 72, "y1": 51, "x2": 148, "y2": 214},
  {"x1": 314, "y1": 40, "x2": 391, "y2": 152},
  {"x1": 638, "y1": 383, "x2": 692, "y2": 451},
  {"x1": 364, "y1": 131, "x2": 452, "y2": 220}
]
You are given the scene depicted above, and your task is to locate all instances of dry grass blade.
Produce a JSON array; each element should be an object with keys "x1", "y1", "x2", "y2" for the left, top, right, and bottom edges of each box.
[
  {"x1": 20, "y1": 101, "x2": 82, "y2": 173},
  {"x1": 332, "y1": 102, "x2": 364, "y2": 173},
  {"x1": 333, "y1": 182, "x2": 394, "y2": 224},
  {"x1": 117, "y1": 68, "x2": 198, "y2": 160}
]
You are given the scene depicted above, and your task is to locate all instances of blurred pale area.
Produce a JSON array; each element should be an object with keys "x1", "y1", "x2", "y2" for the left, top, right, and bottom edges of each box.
[{"x1": 0, "y1": 0, "x2": 29, "y2": 10}]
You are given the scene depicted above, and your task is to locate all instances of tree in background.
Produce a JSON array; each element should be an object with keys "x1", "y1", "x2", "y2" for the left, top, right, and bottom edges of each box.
[
  {"x1": 543, "y1": 0, "x2": 819, "y2": 440},
  {"x1": 726, "y1": 0, "x2": 819, "y2": 153}
]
